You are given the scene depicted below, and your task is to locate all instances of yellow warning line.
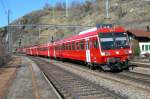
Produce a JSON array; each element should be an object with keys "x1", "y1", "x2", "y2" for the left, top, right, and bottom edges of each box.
[{"x1": 28, "y1": 63, "x2": 41, "y2": 99}]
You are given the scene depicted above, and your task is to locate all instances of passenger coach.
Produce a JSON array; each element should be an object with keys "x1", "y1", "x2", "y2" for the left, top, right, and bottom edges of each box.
[{"x1": 25, "y1": 24, "x2": 132, "y2": 71}]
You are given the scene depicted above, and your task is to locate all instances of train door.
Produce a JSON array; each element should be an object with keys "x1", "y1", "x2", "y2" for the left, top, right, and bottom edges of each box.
[
  {"x1": 86, "y1": 39, "x2": 91, "y2": 63},
  {"x1": 92, "y1": 37, "x2": 100, "y2": 63}
]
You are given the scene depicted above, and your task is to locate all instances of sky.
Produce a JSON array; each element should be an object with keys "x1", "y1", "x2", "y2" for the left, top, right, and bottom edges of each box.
[{"x1": 0, "y1": 0, "x2": 86, "y2": 27}]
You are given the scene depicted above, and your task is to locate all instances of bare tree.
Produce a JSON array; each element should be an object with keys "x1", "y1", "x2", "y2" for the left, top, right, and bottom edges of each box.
[
  {"x1": 56, "y1": 2, "x2": 65, "y2": 11},
  {"x1": 43, "y1": 3, "x2": 52, "y2": 10}
]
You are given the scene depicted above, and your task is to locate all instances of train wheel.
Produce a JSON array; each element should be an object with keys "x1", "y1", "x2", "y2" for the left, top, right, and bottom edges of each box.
[
  {"x1": 86, "y1": 62, "x2": 93, "y2": 70},
  {"x1": 62, "y1": 58, "x2": 65, "y2": 63},
  {"x1": 98, "y1": 66, "x2": 103, "y2": 72},
  {"x1": 89, "y1": 63, "x2": 95, "y2": 70},
  {"x1": 90, "y1": 65, "x2": 94, "y2": 70}
]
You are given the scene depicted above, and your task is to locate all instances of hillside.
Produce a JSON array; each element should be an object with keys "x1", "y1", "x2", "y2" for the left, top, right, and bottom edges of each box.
[{"x1": 10, "y1": 0, "x2": 150, "y2": 48}]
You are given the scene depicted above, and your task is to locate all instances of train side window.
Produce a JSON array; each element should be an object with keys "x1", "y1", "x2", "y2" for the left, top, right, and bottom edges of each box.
[
  {"x1": 63, "y1": 44, "x2": 65, "y2": 50},
  {"x1": 72, "y1": 42, "x2": 75, "y2": 50},
  {"x1": 80, "y1": 40, "x2": 84, "y2": 50},
  {"x1": 67, "y1": 44, "x2": 69, "y2": 50},
  {"x1": 61, "y1": 44, "x2": 63, "y2": 50},
  {"x1": 57, "y1": 46, "x2": 59, "y2": 50},
  {"x1": 86, "y1": 40, "x2": 89, "y2": 50},
  {"x1": 68, "y1": 43, "x2": 70, "y2": 50},
  {"x1": 55, "y1": 46, "x2": 57, "y2": 51},
  {"x1": 94, "y1": 39, "x2": 99, "y2": 49},
  {"x1": 66, "y1": 44, "x2": 68, "y2": 50},
  {"x1": 90, "y1": 40, "x2": 93, "y2": 49},
  {"x1": 65, "y1": 44, "x2": 68, "y2": 50},
  {"x1": 76, "y1": 42, "x2": 79, "y2": 50},
  {"x1": 69, "y1": 43, "x2": 71, "y2": 50}
]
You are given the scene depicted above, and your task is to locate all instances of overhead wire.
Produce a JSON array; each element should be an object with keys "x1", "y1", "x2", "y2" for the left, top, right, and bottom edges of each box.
[{"x1": 0, "y1": 0, "x2": 7, "y2": 13}]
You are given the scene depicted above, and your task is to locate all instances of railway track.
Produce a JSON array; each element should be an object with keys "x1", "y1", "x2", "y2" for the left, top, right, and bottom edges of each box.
[
  {"x1": 37, "y1": 57, "x2": 150, "y2": 98},
  {"x1": 108, "y1": 71, "x2": 150, "y2": 89},
  {"x1": 130, "y1": 61, "x2": 150, "y2": 68},
  {"x1": 30, "y1": 57, "x2": 123, "y2": 99}
]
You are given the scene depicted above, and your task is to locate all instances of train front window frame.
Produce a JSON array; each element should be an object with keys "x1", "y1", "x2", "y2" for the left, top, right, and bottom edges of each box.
[{"x1": 99, "y1": 32, "x2": 130, "y2": 50}]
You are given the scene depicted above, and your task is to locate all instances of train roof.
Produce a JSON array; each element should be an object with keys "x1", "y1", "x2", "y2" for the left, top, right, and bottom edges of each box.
[
  {"x1": 78, "y1": 27, "x2": 97, "y2": 35},
  {"x1": 25, "y1": 25, "x2": 126, "y2": 48},
  {"x1": 54, "y1": 25, "x2": 125, "y2": 45}
]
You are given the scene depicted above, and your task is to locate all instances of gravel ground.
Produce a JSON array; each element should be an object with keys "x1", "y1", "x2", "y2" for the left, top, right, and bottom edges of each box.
[
  {"x1": 0, "y1": 56, "x2": 20, "y2": 99},
  {"x1": 42, "y1": 58, "x2": 150, "y2": 99},
  {"x1": 6, "y1": 57, "x2": 59, "y2": 99},
  {"x1": 130, "y1": 61, "x2": 150, "y2": 75},
  {"x1": 129, "y1": 67, "x2": 150, "y2": 75}
]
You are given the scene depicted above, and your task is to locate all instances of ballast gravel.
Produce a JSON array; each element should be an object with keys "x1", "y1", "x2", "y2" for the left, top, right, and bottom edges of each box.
[{"x1": 42, "y1": 59, "x2": 150, "y2": 99}]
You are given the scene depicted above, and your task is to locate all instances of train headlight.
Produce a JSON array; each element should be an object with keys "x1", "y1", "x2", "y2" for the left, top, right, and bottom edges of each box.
[
  {"x1": 101, "y1": 52, "x2": 105, "y2": 56},
  {"x1": 101, "y1": 52, "x2": 110, "y2": 56},
  {"x1": 116, "y1": 51, "x2": 119, "y2": 55},
  {"x1": 129, "y1": 50, "x2": 132, "y2": 54},
  {"x1": 125, "y1": 50, "x2": 132, "y2": 54}
]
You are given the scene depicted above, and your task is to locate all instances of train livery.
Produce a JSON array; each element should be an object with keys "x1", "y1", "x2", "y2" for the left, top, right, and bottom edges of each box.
[{"x1": 24, "y1": 24, "x2": 132, "y2": 71}]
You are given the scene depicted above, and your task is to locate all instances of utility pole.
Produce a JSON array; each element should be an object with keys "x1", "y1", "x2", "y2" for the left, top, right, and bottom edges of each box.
[
  {"x1": 7, "y1": 9, "x2": 12, "y2": 54},
  {"x1": 104, "y1": 0, "x2": 111, "y2": 23},
  {"x1": 38, "y1": 27, "x2": 41, "y2": 44},
  {"x1": 105, "y1": 0, "x2": 109, "y2": 18},
  {"x1": 8, "y1": 10, "x2": 10, "y2": 25},
  {"x1": 53, "y1": 6, "x2": 55, "y2": 23},
  {"x1": 66, "y1": 0, "x2": 69, "y2": 17}
]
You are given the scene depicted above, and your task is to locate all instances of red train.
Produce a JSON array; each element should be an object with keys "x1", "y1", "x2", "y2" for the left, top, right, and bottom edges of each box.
[{"x1": 24, "y1": 24, "x2": 132, "y2": 71}]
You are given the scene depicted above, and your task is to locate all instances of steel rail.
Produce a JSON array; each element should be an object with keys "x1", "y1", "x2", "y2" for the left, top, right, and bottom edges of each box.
[{"x1": 31, "y1": 57, "x2": 123, "y2": 99}]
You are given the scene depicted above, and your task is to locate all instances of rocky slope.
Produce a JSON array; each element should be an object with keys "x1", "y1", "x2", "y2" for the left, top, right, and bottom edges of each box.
[{"x1": 9, "y1": 0, "x2": 150, "y2": 48}]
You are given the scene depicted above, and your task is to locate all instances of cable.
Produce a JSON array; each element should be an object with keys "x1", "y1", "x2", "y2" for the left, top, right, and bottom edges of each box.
[{"x1": 0, "y1": 0, "x2": 7, "y2": 13}]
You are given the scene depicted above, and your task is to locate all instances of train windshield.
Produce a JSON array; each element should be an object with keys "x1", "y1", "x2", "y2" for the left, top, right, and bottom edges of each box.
[{"x1": 99, "y1": 32, "x2": 129, "y2": 50}]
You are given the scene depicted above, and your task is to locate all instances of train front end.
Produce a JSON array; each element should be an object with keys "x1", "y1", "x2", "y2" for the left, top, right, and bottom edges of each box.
[{"x1": 98, "y1": 25, "x2": 132, "y2": 71}]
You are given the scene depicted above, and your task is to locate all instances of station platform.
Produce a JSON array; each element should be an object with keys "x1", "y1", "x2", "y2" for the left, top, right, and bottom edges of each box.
[{"x1": 0, "y1": 56, "x2": 60, "y2": 99}]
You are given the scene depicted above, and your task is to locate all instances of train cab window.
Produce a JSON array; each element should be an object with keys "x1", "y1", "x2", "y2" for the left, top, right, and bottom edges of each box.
[{"x1": 94, "y1": 39, "x2": 99, "y2": 49}]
